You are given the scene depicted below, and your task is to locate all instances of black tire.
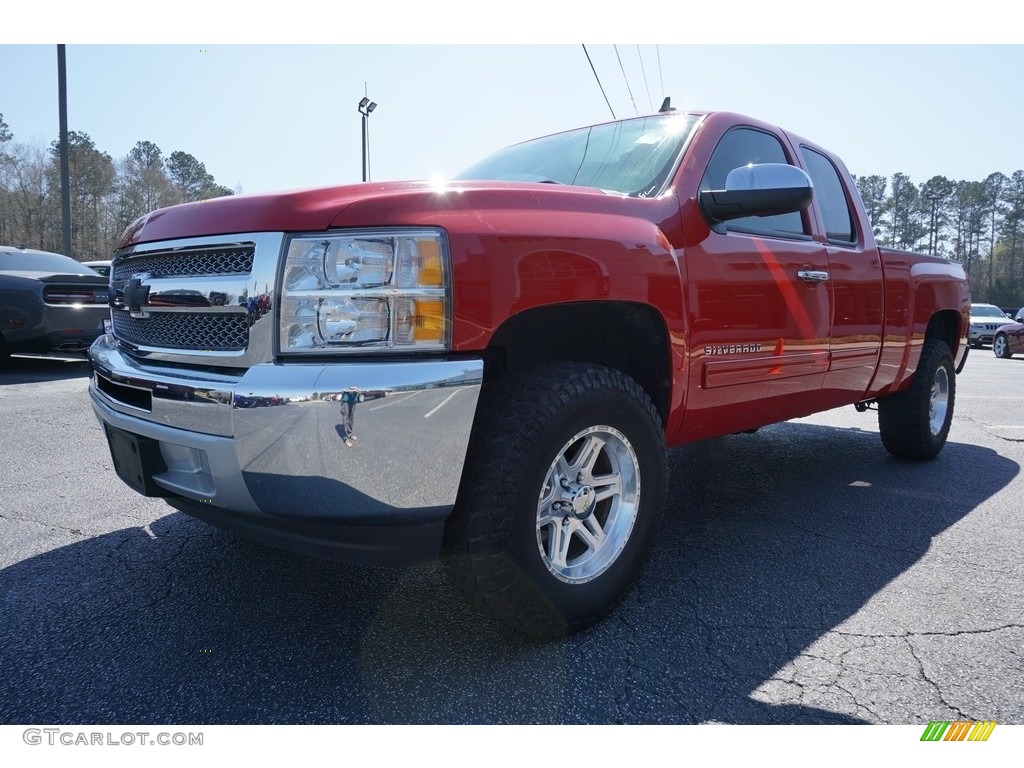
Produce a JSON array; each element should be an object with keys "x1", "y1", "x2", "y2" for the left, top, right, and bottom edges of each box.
[
  {"x1": 877, "y1": 339, "x2": 955, "y2": 460},
  {"x1": 443, "y1": 363, "x2": 666, "y2": 638},
  {"x1": 993, "y1": 333, "x2": 1012, "y2": 359}
]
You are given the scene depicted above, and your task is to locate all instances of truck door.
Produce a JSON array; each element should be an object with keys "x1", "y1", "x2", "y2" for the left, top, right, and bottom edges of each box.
[
  {"x1": 799, "y1": 146, "x2": 883, "y2": 402},
  {"x1": 681, "y1": 126, "x2": 832, "y2": 440}
]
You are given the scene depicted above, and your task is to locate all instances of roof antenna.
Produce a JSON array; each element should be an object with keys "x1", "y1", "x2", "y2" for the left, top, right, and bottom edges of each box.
[{"x1": 659, "y1": 97, "x2": 675, "y2": 113}]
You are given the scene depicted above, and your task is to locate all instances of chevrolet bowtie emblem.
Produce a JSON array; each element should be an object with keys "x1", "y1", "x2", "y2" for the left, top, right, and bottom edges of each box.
[{"x1": 123, "y1": 278, "x2": 151, "y2": 316}]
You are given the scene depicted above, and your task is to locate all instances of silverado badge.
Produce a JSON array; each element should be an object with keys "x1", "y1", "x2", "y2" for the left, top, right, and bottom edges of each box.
[{"x1": 704, "y1": 344, "x2": 763, "y2": 356}]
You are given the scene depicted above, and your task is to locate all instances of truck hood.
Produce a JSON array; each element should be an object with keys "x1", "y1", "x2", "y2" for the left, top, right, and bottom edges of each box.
[{"x1": 117, "y1": 180, "x2": 632, "y2": 248}]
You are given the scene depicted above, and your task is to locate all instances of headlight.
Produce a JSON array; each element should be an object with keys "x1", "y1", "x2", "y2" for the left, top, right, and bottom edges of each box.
[{"x1": 279, "y1": 229, "x2": 449, "y2": 354}]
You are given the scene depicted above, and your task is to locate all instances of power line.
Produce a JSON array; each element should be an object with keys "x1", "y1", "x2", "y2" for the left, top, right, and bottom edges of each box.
[
  {"x1": 614, "y1": 45, "x2": 639, "y2": 116},
  {"x1": 636, "y1": 45, "x2": 653, "y2": 113},
  {"x1": 582, "y1": 45, "x2": 615, "y2": 119},
  {"x1": 657, "y1": 45, "x2": 664, "y2": 102}
]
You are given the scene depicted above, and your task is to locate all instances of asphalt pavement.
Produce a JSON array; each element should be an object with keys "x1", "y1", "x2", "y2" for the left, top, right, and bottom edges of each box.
[{"x1": 0, "y1": 350, "x2": 1021, "y2": 724}]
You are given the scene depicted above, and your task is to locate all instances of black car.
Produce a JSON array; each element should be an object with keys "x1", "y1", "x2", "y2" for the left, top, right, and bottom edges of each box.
[{"x1": 0, "y1": 246, "x2": 110, "y2": 366}]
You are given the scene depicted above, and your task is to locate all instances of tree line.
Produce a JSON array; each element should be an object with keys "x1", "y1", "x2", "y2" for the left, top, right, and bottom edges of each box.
[
  {"x1": 4, "y1": 110, "x2": 1023, "y2": 306},
  {"x1": 854, "y1": 170, "x2": 1024, "y2": 307},
  {"x1": 0, "y1": 113, "x2": 234, "y2": 262}
]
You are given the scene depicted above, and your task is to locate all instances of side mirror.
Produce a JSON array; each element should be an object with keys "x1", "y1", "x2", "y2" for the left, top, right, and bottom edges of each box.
[{"x1": 699, "y1": 163, "x2": 813, "y2": 229}]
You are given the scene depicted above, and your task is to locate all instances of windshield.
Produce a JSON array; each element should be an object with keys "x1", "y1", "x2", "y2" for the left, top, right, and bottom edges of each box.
[
  {"x1": 456, "y1": 113, "x2": 702, "y2": 198},
  {"x1": 972, "y1": 305, "x2": 1007, "y2": 319}
]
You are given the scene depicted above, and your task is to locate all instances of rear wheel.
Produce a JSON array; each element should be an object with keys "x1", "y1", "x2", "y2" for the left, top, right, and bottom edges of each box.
[
  {"x1": 443, "y1": 363, "x2": 666, "y2": 638},
  {"x1": 877, "y1": 339, "x2": 955, "y2": 460},
  {"x1": 993, "y1": 333, "x2": 1012, "y2": 359}
]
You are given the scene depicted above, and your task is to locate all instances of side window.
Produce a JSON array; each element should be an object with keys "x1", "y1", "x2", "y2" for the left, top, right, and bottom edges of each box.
[
  {"x1": 800, "y1": 147, "x2": 856, "y2": 245},
  {"x1": 699, "y1": 127, "x2": 807, "y2": 238}
]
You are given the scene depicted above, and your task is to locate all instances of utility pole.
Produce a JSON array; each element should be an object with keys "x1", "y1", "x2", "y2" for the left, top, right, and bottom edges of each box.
[
  {"x1": 928, "y1": 194, "x2": 940, "y2": 256},
  {"x1": 57, "y1": 45, "x2": 72, "y2": 257}
]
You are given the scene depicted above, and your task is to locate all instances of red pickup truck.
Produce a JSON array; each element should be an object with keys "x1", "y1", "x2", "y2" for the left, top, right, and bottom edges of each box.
[{"x1": 89, "y1": 108, "x2": 970, "y2": 637}]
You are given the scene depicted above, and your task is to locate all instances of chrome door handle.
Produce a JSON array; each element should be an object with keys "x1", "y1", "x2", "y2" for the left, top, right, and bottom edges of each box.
[{"x1": 797, "y1": 269, "x2": 830, "y2": 284}]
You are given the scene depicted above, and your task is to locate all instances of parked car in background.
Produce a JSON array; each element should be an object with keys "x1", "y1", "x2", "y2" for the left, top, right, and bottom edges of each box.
[
  {"x1": 992, "y1": 318, "x2": 1024, "y2": 359},
  {"x1": 84, "y1": 260, "x2": 112, "y2": 278},
  {"x1": 0, "y1": 245, "x2": 110, "y2": 367},
  {"x1": 968, "y1": 303, "x2": 1011, "y2": 348}
]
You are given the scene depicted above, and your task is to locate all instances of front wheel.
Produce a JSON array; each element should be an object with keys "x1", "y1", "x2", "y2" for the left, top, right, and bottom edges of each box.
[
  {"x1": 877, "y1": 339, "x2": 955, "y2": 460},
  {"x1": 993, "y1": 334, "x2": 1012, "y2": 359},
  {"x1": 443, "y1": 363, "x2": 666, "y2": 638}
]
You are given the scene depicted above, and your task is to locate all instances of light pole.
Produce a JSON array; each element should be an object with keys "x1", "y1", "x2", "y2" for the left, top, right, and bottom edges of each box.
[
  {"x1": 358, "y1": 96, "x2": 377, "y2": 182},
  {"x1": 57, "y1": 45, "x2": 72, "y2": 257}
]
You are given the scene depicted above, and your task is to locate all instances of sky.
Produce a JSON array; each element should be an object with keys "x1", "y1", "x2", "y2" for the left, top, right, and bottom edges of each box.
[{"x1": 2, "y1": 5, "x2": 1023, "y2": 198}]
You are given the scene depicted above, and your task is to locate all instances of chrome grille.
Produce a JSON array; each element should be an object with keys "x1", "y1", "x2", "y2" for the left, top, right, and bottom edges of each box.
[
  {"x1": 109, "y1": 232, "x2": 282, "y2": 368},
  {"x1": 112, "y1": 245, "x2": 255, "y2": 281},
  {"x1": 113, "y1": 312, "x2": 249, "y2": 351}
]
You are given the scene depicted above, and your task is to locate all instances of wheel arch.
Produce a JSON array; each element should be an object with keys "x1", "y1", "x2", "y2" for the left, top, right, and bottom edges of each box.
[
  {"x1": 482, "y1": 301, "x2": 673, "y2": 429},
  {"x1": 925, "y1": 309, "x2": 966, "y2": 373},
  {"x1": 925, "y1": 309, "x2": 961, "y2": 352}
]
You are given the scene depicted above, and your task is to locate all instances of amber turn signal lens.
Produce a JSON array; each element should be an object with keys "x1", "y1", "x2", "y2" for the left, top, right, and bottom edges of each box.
[
  {"x1": 413, "y1": 299, "x2": 445, "y2": 342},
  {"x1": 417, "y1": 239, "x2": 444, "y2": 286}
]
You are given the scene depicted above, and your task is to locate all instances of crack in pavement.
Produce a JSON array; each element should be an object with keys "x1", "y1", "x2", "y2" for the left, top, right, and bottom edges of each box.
[
  {"x1": 957, "y1": 413, "x2": 1024, "y2": 442},
  {"x1": 836, "y1": 625, "x2": 1024, "y2": 640},
  {"x1": 0, "y1": 511, "x2": 91, "y2": 536},
  {"x1": 904, "y1": 636, "x2": 967, "y2": 720},
  {"x1": 754, "y1": 623, "x2": 1023, "y2": 723}
]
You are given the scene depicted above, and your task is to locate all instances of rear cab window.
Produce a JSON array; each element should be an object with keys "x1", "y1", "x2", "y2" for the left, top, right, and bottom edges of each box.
[{"x1": 799, "y1": 146, "x2": 858, "y2": 247}]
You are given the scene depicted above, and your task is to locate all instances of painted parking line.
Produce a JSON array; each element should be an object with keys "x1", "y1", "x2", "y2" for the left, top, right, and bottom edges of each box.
[
  {"x1": 958, "y1": 395, "x2": 1024, "y2": 400},
  {"x1": 424, "y1": 388, "x2": 464, "y2": 418},
  {"x1": 366, "y1": 391, "x2": 421, "y2": 411}
]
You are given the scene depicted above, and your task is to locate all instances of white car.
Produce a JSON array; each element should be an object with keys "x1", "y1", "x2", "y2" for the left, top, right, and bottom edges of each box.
[
  {"x1": 968, "y1": 303, "x2": 1011, "y2": 348},
  {"x1": 83, "y1": 260, "x2": 112, "y2": 278}
]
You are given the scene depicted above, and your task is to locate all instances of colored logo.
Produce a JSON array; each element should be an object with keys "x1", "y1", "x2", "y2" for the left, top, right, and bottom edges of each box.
[{"x1": 921, "y1": 721, "x2": 997, "y2": 742}]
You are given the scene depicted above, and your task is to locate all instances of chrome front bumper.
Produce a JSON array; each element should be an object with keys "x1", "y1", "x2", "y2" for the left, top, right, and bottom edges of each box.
[{"x1": 89, "y1": 335, "x2": 483, "y2": 561}]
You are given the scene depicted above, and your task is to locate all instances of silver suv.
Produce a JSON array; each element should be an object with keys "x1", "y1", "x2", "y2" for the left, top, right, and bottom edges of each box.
[{"x1": 969, "y1": 303, "x2": 1011, "y2": 348}]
